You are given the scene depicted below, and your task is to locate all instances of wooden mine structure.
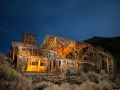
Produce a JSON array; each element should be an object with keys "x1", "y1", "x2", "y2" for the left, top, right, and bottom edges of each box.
[{"x1": 8, "y1": 33, "x2": 114, "y2": 75}]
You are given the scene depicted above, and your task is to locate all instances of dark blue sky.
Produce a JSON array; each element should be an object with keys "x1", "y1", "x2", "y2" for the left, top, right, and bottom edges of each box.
[{"x1": 0, "y1": 0, "x2": 120, "y2": 56}]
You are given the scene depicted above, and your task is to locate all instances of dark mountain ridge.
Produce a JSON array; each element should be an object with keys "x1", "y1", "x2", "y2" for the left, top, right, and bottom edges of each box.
[{"x1": 84, "y1": 36, "x2": 120, "y2": 71}]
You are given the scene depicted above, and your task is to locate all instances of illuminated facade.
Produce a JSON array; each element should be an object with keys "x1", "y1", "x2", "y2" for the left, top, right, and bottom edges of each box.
[{"x1": 8, "y1": 33, "x2": 114, "y2": 74}]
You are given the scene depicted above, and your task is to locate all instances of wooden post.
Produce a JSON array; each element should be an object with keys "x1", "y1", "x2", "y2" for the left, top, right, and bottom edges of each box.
[
  {"x1": 30, "y1": 57, "x2": 32, "y2": 71},
  {"x1": 25, "y1": 57, "x2": 27, "y2": 72},
  {"x1": 19, "y1": 46, "x2": 22, "y2": 55},
  {"x1": 32, "y1": 48, "x2": 33, "y2": 56},
  {"x1": 78, "y1": 50, "x2": 80, "y2": 61},
  {"x1": 12, "y1": 50, "x2": 14, "y2": 60},
  {"x1": 45, "y1": 59, "x2": 47, "y2": 72},
  {"x1": 18, "y1": 46, "x2": 20, "y2": 55},
  {"x1": 74, "y1": 42, "x2": 75, "y2": 60},
  {"x1": 50, "y1": 60, "x2": 52, "y2": 72},
  {"x1": 38, "y1": 58, "x2": 40, "y2": 72},
  {"x1": 17, "y1": 56, "x2": 21, "y2": 72},
  {"x1": 36, "y1": 50, "x2": 38, "y2": 56},
  {"x1": 74, "y1": 42, "x2": 77, "y2": 76},
  {"x1": 16, "y1": 55, "x2": 19, "y2": 71}
]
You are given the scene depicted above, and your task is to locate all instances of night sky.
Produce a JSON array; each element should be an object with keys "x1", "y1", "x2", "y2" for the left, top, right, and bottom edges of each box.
[{"x1": 0, "y1": 0, "x2": 120, "y2": 56}]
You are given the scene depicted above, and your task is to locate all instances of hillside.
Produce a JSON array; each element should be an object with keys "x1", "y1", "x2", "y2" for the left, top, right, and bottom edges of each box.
[
  {"x1": 84, "y1": 36, "x2": 120, "y2": 71},
  {"x1": 0, "y1": 51, "x2": 120, "y2": 89}
]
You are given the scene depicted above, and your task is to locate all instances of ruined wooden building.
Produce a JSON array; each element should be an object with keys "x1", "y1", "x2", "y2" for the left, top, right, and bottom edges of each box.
[{"x1": 8, "y1": 33, "x2": 114, "y2": 74}]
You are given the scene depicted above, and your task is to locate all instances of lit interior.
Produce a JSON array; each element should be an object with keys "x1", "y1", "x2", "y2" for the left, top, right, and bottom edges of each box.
[{"x1": 26, "y1": 58, "x2": 46, "y2": 72}]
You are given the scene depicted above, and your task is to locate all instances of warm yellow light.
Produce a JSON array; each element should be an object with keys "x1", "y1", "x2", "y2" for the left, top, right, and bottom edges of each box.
[
  {"x1": 63, "y1": 43, "x2": 74, "y2": 57},
  {"x1": 26, "y1": 58, "x2": 46, "y2": 72},
  {"x1": 76, "y1": 63, "x2": 79, "y2": 67}
]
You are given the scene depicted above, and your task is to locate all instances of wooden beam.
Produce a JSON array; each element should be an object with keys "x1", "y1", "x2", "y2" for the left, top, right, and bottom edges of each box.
[{"x1": 12, "y1": 50, "x2": 14, "y2": 60}]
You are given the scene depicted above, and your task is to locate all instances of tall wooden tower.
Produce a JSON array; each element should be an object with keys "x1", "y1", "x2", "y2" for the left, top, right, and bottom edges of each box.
[{"x1": 22, "y1": 33, "x2": 36, "y2": 45}]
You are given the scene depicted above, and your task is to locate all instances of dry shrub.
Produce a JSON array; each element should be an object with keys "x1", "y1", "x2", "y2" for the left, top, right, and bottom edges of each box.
[
  {"x1": 110, "y1": 82, "x2": 118, "y2": 89},
  {"x1": 0, "y1": 52, "x2": 10, "y2": 65},
  {"x1": 43, "y1": 84, "x2": 60, "y2": 90},
  {"x1": 43, "y1": 80, "x2": 115, "y2": 90},
  {"x1": 60, "y1": 83, "x2": 71, "y2": 90},
  {"x1": 80, "y1": 80, "x2": 113, "y2": 90},
  {"x1": 80, "y1": 81, "x2": 96, "y2": 90},
  {"x1": 17, "y1": 75, "x2": 32, "y2": 86},
  {"x1": 60, "y1": 83, "x2": 79, "y2": 90},
  {"x1": 115, "y1": 74, "x2": 120, "y2": 88},
  {"x1": 100, "y1": 74, "x2": 111, "y2": 82},
  {"x1": 79, "y1": 72, "x2": 89, "y2": 83},
  {"x1": 43, "y1": 83, "x2": 81, "y2": 90},
  {"x1": 43, "y1": 81, "x2": 105, "y2": 90},
  {"x1": 33, "y1": 81, "x2": 53, "y2": 90},
  {"x1": 7, "y1": 58, "x2": 14, "y2": 66},
  {"x1": 0, "y1": 52, "x2": 6, "y2": 60},
  {"x1": 100, "y1": 70, "x2": 106, "y2": 76},
  {"x1": 0, "y1": 79, "x2": 33, "y2": 90},
  {"x1": 0, "y1": 64, "x2": 20, "y2": 80},
  {"x1": 99, "y1": 74, "x2": 118, "y2": 89},
  {"x1": 98, "y1": 80, "x2": 113, "y2": 90},
  {"x1": 87, "y1": 71, "x2": 98, "y2": 83},
  {"x1": 0, "y1": 64, "x2": 33, "y2": 90},
  {"x1": 34, "y1": 74, "x2": 43, "y2": 83},
  {"x1": 0, "y1": 64, "x2": 32, "y2": 82},
  {"x1": 39, "y1": 73, "x2": 119, "y2": 90}
]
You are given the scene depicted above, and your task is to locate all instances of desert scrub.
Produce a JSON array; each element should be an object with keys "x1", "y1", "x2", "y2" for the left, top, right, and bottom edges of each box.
[
  {"x1": 97, "y1": 80, "x2": 113, "y2": 90},
  {"x1": 33, "y1": 81, "x2": 53, "y2": 90},
  {"x1": 43, "y1": 84, "x2": 60, "y2": 90},
  {"x1": 43, "y1": 83, "x2": 81, "y2": 90},
  {"x1": 80, "y1": 80, "x2": 113, "y2": 90},
  {"x1": 87, "y1": 71, "x2": 98, "y2": 83},
  {"x1": 34, "y1": 74, "x2": 43, "y2": 83},
  {"x1": 78, "y1": 72, "x2": 89, "y2": 83},
  {"x1": 60, "y1": 83, "x2": 80, "y2": 90},
  {"x1": 0, "y1": 52, "x2": 10, "y2": 65},
  {"x1": 0, "y1": 79, "x2": 33, "y2": 90},
  {"x1": 100, "y1": 74, "x2": 111, "y2": 83},
  {"x1": 0, "y1": 64, "x2": 32, "y2": 85},
  {"x1": 80, "y1": 81, "x2": 97, "y2": 90},
  {"x1": 0, "y1": 64, "x2": 20, "y2": 80},
  {"x1": 100, "y1": 70, "x2": 106, "y2": 76},
  {"x1": 43, "y1": 81, "x2": 115, "y2": 90},
  {"x1": 115, "y1": 74, "x2": 120, "y2": 88}
]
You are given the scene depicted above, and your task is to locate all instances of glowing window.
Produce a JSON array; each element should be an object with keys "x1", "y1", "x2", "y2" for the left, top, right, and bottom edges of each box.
[
  {"x1": 35, "y1": 62, "x2": 38, "y2": 66},
  {"x1": 32, "y1": 62, "x2": 34, "y2": 65},
  {"x1": 31, "y1": 62, "x2": 38, "y2": 66},
  {"x1": 40, "y1": 62, "x2": 45, "y2": 66}
]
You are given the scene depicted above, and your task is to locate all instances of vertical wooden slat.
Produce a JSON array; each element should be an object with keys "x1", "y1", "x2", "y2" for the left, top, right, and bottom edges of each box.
[
  {"x1": 16, "y1": 55, "x2": 19, "y2": 71},
  {"x1": 45, "y1": 59, "x2": 47, "y2": 72},
  {"x1": 12, "y1": 50, "x2": 14, "y2": 60},
  {"x1": 32, "y1": 48, "x2": 33, "y2": 56},
  {"x1": 38, "y1": 58, "x2": 40, "y2": 72},
  {"x1": 30, "y1": 57, "x2": 31, "y2": 71}
]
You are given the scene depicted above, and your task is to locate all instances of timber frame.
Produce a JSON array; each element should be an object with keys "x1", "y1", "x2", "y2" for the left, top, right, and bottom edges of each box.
[{"x1": 8, "y1": 33, "x2": 114, "y2": 75}]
